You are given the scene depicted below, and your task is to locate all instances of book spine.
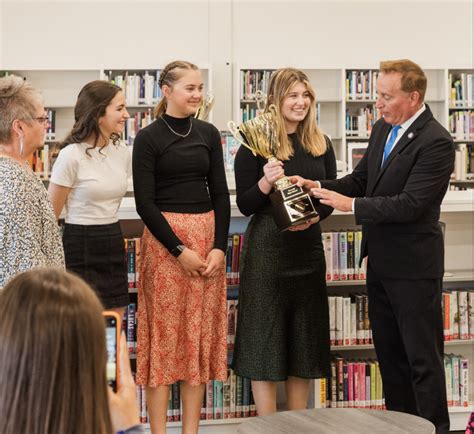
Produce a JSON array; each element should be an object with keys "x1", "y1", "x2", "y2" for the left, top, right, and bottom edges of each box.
[
  {"x1": 329, "y1": 296, "x2": 336, "y2": 346},
  {"x1": 339, "y1": 232, "x2": 348, "y2": 281},
  {"x1": 332, "y1": 232, "x2": 340, "y2": 281},
  {"x1": 347, "y1": 230, "x2": 355, "y2": 279},
  {"x1": 330, "y1": 361, "x2": 337, "y2": 408},
  {"x1": 206, "y1": 380, "x2": 214, "y2": 420},
  {"x1": 343, "y1": 297, "x2": 351, "y2": 346},
  {"x1": 458, "y1": 291, "x2": 469, "y2": 339},
  {"x1": 335, "y1": 296, "x2": 343, "y2": 346},
  {"x1": 323, "y1": 232, "x2": 333, "y2": 281},
  {"x1": 460, "y1": 358, "x2": 469, "y2": 407}
]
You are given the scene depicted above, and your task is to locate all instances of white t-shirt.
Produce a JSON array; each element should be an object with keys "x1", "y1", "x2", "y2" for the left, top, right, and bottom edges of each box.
[{"x1": 50, "y1": 142, "x2": 131, "y2": 225}]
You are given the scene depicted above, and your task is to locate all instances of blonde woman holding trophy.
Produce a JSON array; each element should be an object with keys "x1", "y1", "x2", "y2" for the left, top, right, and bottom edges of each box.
[
  {"x1": 132, "y1": 60, "x2": 230, "y2": 434},
  {"x1": 232, "y1": 68, "x2": 336, "y2": 415}
]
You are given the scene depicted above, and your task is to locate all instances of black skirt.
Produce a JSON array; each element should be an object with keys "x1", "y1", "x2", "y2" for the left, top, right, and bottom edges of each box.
[
  {"x1": 63, "y1": 222, "x2": 130, "y2": 309},
  {"x1": 231, "y1": 213, "x2": 331, "y2": 381}
]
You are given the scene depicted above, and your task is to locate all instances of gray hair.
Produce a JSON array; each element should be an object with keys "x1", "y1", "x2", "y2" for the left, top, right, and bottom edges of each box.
[{"x1": 0, "y1": 75, "x2": 43, "y2": 142}]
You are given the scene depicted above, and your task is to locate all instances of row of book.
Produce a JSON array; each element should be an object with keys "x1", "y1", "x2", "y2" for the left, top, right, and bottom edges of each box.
[
  {"x1": 448, "y1": 110, "x2": 474, "y2": 140},
  {"x1": 104, "y1": 70, "x2": 163, "y2": 106},
  {"x1": 239, "y1": 105, "x2": 264, "y2": 123},
  {"x1": 449, "y1": 73, "x2": 474, "y2": 108},
  {"x1": 226, "y1": 234, "x2": 244, "y2": 285},
  {"x1": 29, "y1": 143, "x2": 57, "y2": 179},
  {"x1": 121, "y1": 109, "x2": 154, "y2": 146},
  {"x1": 316, "y1": 357, "x2": 384, "y2": 408},
  {"x1": 345, "y1": 106, "x2": 382, "y2": 137},
  {"x1": 322, "y1": 231, "x2": 367, "y2": 282},
  {"x1": 125, "y1": 238, "x2": 141, "y2": 291},
  {"x1": 225, "y1": 231, "x2": 369, "y2": 286},
  {"x1": 452, "y1": 143, "x2": 473, "y2": 181},
  {"x1": 445, "y1": 354, "x2": 470, "y2": 407},
  {"x1": 330, "y1": 289, "x2": 474, "y2": 348},
  {"x1": 345, "y1": 70, "x2": 379, "y2": 101},
  {"x1": 317, "y1": 353, "x2": 470, "y2": 409},
  {"x1": 443, "y1": 290, "x2": 474, "y2": 341},
  {"x1": 329, "y1": 294, "x2": 371, "y2": 347},
  {"x1": 240, "y1": 69, "x2": 273, "y2": 101},
  {"x1": 135, "y1": 370, "x2": 257, "y2": 423}
]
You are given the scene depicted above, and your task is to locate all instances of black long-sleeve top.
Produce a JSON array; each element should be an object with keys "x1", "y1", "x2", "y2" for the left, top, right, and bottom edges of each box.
[
  {"x1": 132, "y1": 114, "x2": 230, "y2": 253},
  {"x1": 235, "y1": 134, "x2": 337, "y2": 219}
]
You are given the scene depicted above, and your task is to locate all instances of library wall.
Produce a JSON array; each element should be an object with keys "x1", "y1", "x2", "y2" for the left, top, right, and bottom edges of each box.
[
  {"x1": 1, "y1": 0, "x2": 472, "y2": 129},
  {"x1": 232, "y1": 0, "x2": 473, "y2": 68}
]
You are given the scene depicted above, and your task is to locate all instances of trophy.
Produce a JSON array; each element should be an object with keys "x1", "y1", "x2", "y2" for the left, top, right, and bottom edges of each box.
[
  {"x1": 228, "y1": 104, "x2": 318, "y2": 231},
  {"x1": 194, "y1": 92, "x2": 214, "y2": 121}
]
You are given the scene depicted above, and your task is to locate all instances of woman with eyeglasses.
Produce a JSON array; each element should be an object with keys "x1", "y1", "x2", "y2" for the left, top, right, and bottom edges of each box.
[
  {"x1": 0, "y1": 74, "x2": 64, "y2": 289},
  {"x1": 48, "y1": 81, "x2": 131, "y2": 318}
]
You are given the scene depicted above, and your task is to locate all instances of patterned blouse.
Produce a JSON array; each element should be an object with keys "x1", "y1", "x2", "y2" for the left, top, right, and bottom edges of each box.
[{"x1": 0, "y1": 156, "x2": 64, "y2": 288}]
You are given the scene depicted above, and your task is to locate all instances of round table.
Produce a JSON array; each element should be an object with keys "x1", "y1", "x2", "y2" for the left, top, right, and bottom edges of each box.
[{"x1": 237, "y1": 408, "x2": 436, "y2": 433}]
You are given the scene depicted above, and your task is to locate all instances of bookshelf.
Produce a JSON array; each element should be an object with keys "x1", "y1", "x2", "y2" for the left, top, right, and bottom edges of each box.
[
  {"x1": 0, "y1": 66, "x2": 212, "y2": 179},
  {"x1": 1, "y1": 65, "x2": 472, "y2": 432},
  {"x1": 233, "y1": 65, "x2": 474, "y2": 189},
  {"x1": 232, "y1": 65, "x2": 473, "y2": 431}
]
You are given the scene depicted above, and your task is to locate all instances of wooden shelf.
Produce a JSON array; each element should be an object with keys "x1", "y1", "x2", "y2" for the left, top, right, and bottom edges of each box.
[{"x1": 331, "y1": 339, "x2": 474, "y2": 352}]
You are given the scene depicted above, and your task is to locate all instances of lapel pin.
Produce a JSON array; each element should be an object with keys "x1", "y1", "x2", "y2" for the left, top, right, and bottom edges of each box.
[{"x1": 408, "y1": 132, "x2": 414, "y2": 139}]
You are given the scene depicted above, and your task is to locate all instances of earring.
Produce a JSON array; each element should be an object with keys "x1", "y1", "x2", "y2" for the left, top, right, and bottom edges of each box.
[{"x1": 19, "y1": 135, "x2": 24, "y2": 156}]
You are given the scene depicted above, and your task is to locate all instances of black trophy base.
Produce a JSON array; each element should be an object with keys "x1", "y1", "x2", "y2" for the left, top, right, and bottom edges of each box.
[{"x1": 269, "y1": 184, "x2": 319, "y2": 231}]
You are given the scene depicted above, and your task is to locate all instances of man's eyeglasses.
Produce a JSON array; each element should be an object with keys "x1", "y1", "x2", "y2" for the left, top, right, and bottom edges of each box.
[{"x1": 22, "y1": 116, "x2": 50, "y2": 126}]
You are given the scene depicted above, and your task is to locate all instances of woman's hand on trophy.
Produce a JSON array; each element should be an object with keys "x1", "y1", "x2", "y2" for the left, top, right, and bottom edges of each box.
[
  {"x1": 289, "y1": 175, "x2": 320, "y2": 190},
  {"x1": 177, "y1": 248, "x2": 208, "y2": 277},
  {"x1": 259, "y1": 160, "x2": 285, "y2": 194},
  {"x1": 288, "y1": 216, "x2": 321, "y2": 232},
  {"x1": 201, "y1": 248, "x2": 225, "y2": 278}
]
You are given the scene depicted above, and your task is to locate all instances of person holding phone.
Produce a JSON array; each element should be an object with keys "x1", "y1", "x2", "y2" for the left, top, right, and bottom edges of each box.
[
  {"x1": 0, "y1": 267, "x2": 145, "y2": 434},
  {"x1": 48, "y1": 81, "x2": 131, "y2": 318},
  {"x1": 133, "y1": 60, "x2": 230, "y2": 434},
  {"x1": 232, "y1": 68, "x2": 336, "y2": 415}
]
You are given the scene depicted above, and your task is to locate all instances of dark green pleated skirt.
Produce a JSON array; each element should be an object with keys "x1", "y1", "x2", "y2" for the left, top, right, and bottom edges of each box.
[{"x1": 231, "y1": 214, "x2": 331, "y2": 381}]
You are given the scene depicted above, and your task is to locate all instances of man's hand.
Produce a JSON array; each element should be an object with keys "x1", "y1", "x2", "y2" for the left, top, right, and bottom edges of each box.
[
  {"x1": 288, "y1": 175, "x2": 320, "y2": 190},
  {"x1": 311, "y1": 187, "x2": 353, "y2": 212}
]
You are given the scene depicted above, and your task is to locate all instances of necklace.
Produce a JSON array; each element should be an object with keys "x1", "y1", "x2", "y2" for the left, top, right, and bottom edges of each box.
[{"x1": 160, "y1": 116, "x2": 193, "y2": 138}]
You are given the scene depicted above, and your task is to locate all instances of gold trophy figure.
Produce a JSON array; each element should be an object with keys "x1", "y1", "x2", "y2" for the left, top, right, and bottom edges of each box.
[
  {"x1": 194, "y1": 92, "x2": 214, "y2": 121},
  {"x1": 228, "y1": 105, "x2": 318, "y2": 231}
]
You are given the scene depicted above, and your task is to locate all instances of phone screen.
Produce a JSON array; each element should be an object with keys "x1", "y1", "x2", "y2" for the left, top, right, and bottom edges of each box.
[{"x1": 105, "y1": 314, "x2": 118, "y2": 391}]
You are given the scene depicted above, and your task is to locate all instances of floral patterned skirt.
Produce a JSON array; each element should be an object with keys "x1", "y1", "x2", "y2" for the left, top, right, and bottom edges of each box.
[{"x1": 136, "y1": 211, "x2": 227, "y2": 387}]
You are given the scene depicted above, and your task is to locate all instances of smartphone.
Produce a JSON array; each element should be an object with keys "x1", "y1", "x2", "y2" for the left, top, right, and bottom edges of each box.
[{"x1": 103, "y1": 311, "x2": 121, "y2": 392}]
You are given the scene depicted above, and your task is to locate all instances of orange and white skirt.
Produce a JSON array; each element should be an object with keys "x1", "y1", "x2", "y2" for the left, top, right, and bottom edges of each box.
[{"x1": 136, "y1": 211, "x2": 227, "y2": 387}]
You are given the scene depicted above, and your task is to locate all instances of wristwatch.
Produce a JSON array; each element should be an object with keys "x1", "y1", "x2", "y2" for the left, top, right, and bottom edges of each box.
[{"x1": 170, "y1": 244, "x2": 185, "y2": 258}]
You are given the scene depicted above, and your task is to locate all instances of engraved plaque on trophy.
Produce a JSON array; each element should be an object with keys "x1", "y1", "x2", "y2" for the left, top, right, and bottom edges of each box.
[{"x1": 228, "y1": 104, "x2": 318, "y2": 231}]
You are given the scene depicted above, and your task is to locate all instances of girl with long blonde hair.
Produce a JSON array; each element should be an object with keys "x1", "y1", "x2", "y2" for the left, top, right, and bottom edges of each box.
[{"x1": 232, "y1": 67, "x2": 336, "y2": 416}]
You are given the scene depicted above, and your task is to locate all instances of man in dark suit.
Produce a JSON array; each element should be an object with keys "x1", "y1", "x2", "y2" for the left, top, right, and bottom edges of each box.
[{"x1": 294, "y1": 59, "x2": 454, "y2": 433}]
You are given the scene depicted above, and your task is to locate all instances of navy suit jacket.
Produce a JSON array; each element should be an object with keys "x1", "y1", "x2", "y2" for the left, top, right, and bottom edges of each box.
[{"x1": 321, "y1": 105, "x2": 455, "y2": 279}]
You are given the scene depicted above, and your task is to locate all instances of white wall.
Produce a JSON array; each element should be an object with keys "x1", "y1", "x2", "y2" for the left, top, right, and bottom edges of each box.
[
  {"x1": 232, "y1": 0, "x2": 473, "y2": 69},
  {"x1": 1, "y1": 0, "x2": 473, "y2": 128}
]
